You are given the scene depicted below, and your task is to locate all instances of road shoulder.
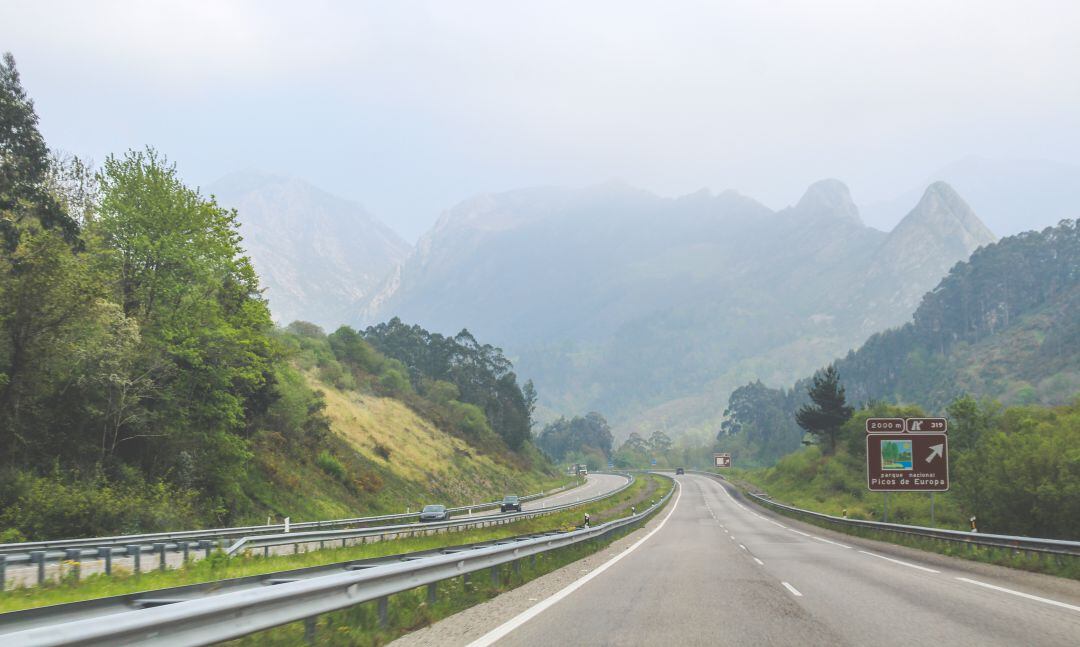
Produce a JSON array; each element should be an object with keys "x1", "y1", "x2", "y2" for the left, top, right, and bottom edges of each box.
[{"x1": 389, "y1": 503, "x2": 669, "y2": 647}]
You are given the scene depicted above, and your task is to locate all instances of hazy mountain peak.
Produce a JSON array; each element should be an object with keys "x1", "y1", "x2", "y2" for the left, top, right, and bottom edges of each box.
[
  {"x1": 208, "y1": 172, "x2": 411, "y2": 328},
  {"x1": 892, "y1": 181, "x2": 996, "y2": 246},
  {"x1": 792, "y1": 179, "x2": 862, "y2": 224}
]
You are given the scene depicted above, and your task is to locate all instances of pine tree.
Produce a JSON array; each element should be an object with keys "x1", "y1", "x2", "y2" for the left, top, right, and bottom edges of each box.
[{"x1": 794, "y1": 365, "x2": 853, "y2": 454}]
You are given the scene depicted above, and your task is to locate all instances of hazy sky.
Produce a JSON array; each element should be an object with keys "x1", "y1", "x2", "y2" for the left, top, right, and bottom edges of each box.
[{"x1": 4, "y1": 1, "x2": 1079, "y2": 241}]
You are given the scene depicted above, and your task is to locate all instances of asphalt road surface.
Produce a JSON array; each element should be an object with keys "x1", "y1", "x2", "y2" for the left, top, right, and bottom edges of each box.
[
  {"x1": 466, "y1": 473, "x2": 1080, "y2": 646},
  {"x1": 2, "y1": 473, "x2": 628, "y2": 589}
]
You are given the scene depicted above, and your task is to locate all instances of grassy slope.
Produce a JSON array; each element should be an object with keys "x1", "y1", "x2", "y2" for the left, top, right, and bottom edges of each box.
[
  {"x1": 238, "y1": 370, "x2": 565, "y2": 524},
  {"x1": 732, "y1": 446, "x2": 968, "y2": 530}
]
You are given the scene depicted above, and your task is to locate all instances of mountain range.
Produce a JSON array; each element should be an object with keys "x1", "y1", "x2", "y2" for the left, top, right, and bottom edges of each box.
[
  {"x1": 208, "y1": 169, "x2": 1006, "y2": 439},
  {"x1": 362, "y1": 179, "x2": 995, "y2": 438}
]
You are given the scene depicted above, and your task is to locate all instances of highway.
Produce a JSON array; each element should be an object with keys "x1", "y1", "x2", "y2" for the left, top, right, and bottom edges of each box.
[
  {"x1": 0, "y1": 474, "x2": 627, "y2": 589},
  {"x1": 415, "y1": 473, "x2": 1080, "y2": 646}
]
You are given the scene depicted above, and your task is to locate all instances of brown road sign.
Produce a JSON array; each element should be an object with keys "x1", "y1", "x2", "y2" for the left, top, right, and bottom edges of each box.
[
  {"x1": 714, "y1": 453, "x2": 731, "y2": 468},
  {"x1": 865, "y1": 418, "x2": 905, "y2": 433},
  {"x1": 905, "y1": 417, "x2": 948, "y2": 433},
  {"x1": 866, "y1": 433, "x2": 949, "y2": 492}
]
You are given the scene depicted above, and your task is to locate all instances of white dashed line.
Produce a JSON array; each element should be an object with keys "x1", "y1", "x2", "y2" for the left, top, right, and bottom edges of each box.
[
  {"x1": 739, "y1": 544, "x2": 747, "y2": 550},
  {"x1": 782, "y1": 582, "x2": 803, "y2": 597},
  {"x1": 789, "y1": 529, "x2": 812, "y2": 538},
  {"x1": 811, "y1": 535, "x2": 851, "y2": 549},
  {"x1": 858, "y1": 550, "x2": 940, "y2": 574},
  {"x1": 956, "y1": 577, "x2": 1080, "y2": 613},
  {"x1": 753, "y1": 557, "x2": 764, "y2": 566}
]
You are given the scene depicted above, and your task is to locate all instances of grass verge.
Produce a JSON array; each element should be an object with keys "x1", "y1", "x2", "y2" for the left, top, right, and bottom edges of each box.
[
  {"x1": 227, "y1": 474, "x2": 674, "y2": 646},
  {"x1": 713, "y1": 470, "x2": 1080, "y2": 581},
  {"x1": 0, "y1": 475, "x2": 657, "y2": 613}
]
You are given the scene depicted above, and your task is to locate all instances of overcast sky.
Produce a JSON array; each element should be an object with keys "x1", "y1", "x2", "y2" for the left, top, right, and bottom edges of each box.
[{"x1": 4, "y1": 0, "x2": 1079, "y2": 241}]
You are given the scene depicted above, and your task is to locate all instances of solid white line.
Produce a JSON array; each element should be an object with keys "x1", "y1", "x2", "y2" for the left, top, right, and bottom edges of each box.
[
  {"x1": 753, "y1": 557, "x2": 764, "y2": 566},
  {"x1": 858, "y1": 550, "x2": 940, "y2": 574},
  {"x1": 789, "y1": 529, "x2": 812, "y2": 538},
  {"x1": 465, "y1": 483, "x2": 683, "y2": 647},
  {"x1": 956, "y1": 577, "x2": 1080, "y2": 613},
  {"x1": 782, "y1": 582, "x2": 803, "y2": 597},
  {"x1": 811, "y1": 535, "x2": 851, "y2": 549}
]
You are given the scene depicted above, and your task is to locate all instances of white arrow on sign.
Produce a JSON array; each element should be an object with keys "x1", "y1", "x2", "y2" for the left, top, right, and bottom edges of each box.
[{"x1": 926, "y1": 444, "x2": 944, "y2": 463}]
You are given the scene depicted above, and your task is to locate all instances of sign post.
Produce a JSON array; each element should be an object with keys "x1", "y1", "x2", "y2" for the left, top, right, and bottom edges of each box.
[
  {"x1": 713, "y1": 453, "x2": 731, "y2": 468},
  {"x1": 865, "y1": 418, "x2": 949, "y2": 493}
]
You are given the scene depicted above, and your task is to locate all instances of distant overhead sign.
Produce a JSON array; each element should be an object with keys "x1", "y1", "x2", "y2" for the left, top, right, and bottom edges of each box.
[
  {"x1": 714, "y1": 453, "x2": 731, "y2": 468},
  {"x1": 866, "y1": 433, "x2": 949, "y2": 492}
]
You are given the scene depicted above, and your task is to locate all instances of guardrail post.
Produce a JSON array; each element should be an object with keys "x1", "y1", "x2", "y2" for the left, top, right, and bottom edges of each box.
[
  {"x1": 201, "y1": 540, "x2": 213, "y2": 559},
  {"x1": 377, "y1": 596, "x2": 389, "y2": 628},
  {"x1": 0, "y1": 554, "x2": 6, "y2": 590},
  {"x1": 304, "y1": 617, "x2": 317, "y2": 644},
  {"x1": 180, "y1": 541, "x2": 190, "y2": 564},
  {"x1": 64, "y1": 549, "x2": 81, "y2": 581},
  {"x1": 154, "y1": 543, "x2": 167, "y2": 571},
  {"x1": 30, "y1": 550, "x2": 46, "y2": 585},
  {"x1": 127, "y1": 545, "x2": 141, "y2": 574},
  {"x1": 427, "y1": 581, "x2": 437, "y2": 605},
  {"x1": 490, "y1": 565, "x2": 499, "y2": 588},
  {"x1": 97, "y1": 547, "x2": 112, "y2": 575}
]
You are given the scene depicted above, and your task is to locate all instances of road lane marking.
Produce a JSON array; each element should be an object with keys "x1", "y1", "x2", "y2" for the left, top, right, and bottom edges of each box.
[
  {"x1": 789, "y1": 529, "x2": 812, "y2": 538},
  {"x1": 753, "y1": 557, "x2": 764, "y2": 566},
  {"x1": 739, "y1": 544, "x2": 747, "y2": 550},
  {"x1": 858, "y1": 550, "x2": 940, "y2": 573},
  {"x1": 782, "y1": 582, "x2": 803, "y2": 597},
  {"x1": 811, "y1": 535, "x2": 851, "y2": 549},
  {"x1": 465, "y1": 482, "x2": 683, "y2": 647},
  {"x1": 956, "y1": 577, "x2": 1080, "y2": 613}
]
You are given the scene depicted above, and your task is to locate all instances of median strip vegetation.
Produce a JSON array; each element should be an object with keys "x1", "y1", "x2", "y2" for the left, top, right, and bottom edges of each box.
[
  {"x1": 226, "y1": 473, "x2": 673, "y2": 647},
  {"x1": 0, "y1": 474, "x2": 659, "y2": 614}
]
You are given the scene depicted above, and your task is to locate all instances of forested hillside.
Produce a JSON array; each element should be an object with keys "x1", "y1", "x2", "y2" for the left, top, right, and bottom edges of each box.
[
  {"x1": 819, "y1": 219, "x2": 1078, "y2": 409},
  {"x1": 0, "y1": 54, "x2": 553, "y2": 541},
  {"x1": 722, "y1": 219, "x2": 1079, "y2": 467}
]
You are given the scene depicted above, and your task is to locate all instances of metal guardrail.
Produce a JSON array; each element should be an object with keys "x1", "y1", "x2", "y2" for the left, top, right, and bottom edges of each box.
[
  {"x1": 689, "y1": 470, "x2": 1080, "y2": 558},
  {"x1": 0, "y1": 479, "x2": 588, "y2": 587},
  {"x1": 1, "y1": 475, "x2": 675, "y2": 646},
  {"x1": 224, "y1": 473, "x2": 635, "y2": 555},
  {"x1": 0, "y1": 483, "x2": 576, "y2": 557}
]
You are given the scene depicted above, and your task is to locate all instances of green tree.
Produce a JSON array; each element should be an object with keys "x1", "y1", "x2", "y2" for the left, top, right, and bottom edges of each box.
[
  {"x1": 0, "y1": 52, "x2": 78, "y2": 250},
  {"x1": 93, "y1": 149, "x2": 276, "y2": 495},
  {"x1": 795, "y1": 365, "x2": 853, "y2": 454}
]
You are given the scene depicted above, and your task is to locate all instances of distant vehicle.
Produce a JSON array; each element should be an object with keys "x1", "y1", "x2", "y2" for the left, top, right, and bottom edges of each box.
[
  {"x1": 419, "y1": 504, "x2": 449, "y2": 522},
  {"x1": 675, "y1": 467, "x2": 685, "y2": 475},
  {"x1": 500, "y1": 495, "x2": 522, "y2": 513},
  {"x1": 571, "y1": 463, "x2": 588, "y2": 476}
]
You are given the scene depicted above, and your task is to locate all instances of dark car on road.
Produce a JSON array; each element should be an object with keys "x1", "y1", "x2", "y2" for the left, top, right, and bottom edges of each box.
[
  {"x1": 675, "y1": 467, "x2": 685, "y2": 475},
  {"x1": 500, "y1": 495, "x2": 522, "y2": 512},
  {"x1": 419, "y1": 504, "x2": 449, "y2": 522}
]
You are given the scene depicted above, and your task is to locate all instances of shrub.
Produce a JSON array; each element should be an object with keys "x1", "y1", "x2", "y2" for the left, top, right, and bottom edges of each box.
[{"x1": 315, "y1": 450, "x2": 347, "y2": 482}]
